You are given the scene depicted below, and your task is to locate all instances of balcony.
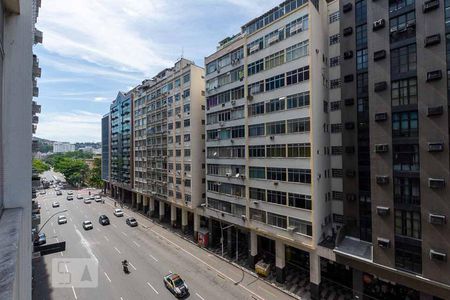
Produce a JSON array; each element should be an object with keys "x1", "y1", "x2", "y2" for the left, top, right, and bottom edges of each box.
[
  {"x1": 33, "y1": 86, "x2": 39, "y2": 97},
  {"x1": 32, "y1": 101, "x2": 41, "y2": 114}
]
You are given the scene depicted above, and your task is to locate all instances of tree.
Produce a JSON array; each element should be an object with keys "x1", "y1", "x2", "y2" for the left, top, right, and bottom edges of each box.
[
  {"x1": 32, "y1": 159, "x2": 50, "y2": 174},
  {"x1": 53, "y1": 157, "x2": 89, "y2": 187},
  {"x1": 86, "y1": 158, "x2": 102, "y2": 188}
]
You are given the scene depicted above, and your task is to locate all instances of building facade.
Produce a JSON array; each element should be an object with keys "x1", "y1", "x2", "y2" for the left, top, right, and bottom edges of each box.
[
  {"x1": 52, "y1": 142, "x2": 75, "y2": 153},
  {"x1": 101, "y1": 113, "x2": 110, "y2": 183}
]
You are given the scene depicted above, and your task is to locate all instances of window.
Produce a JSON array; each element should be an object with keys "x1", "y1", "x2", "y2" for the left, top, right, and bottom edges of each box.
[
  {"x1": 249, "y1": 188, "x2": 266, "y2": 201},
  {"x1": 389, "y1": 0, "x2": 414, "y2": 13},
  {"x1": 392, "y1": 111, "x2": 418, "y2": 137},
  {"x1": 286, "y1": 66, "x2": 309, "y2": 85},
  {"x1": 391, "y1": 44, "x2": 417, "y2": 74},
  {"x1": 356, "y1": 24, "x2": 367, "y2": 49},
  {"x1": 286, "y1": 14, "x2": 309, "y2": 37},
  {"x1": 265, "y1": 50, "x2": 285, "y2": 70},
  {"x1": 330, "y1": 79, "x2": 341, "y2": 89},
  {"x1": 289, "y1": 217, "x2": 312, "y2": 236},
  {"x1": 357, "y1": 73, "x2": 368, "y2": 95},
  {"x1": 286, "y1": 40, "x2": 309, "y2": 62},
  {"x1": 287, "y1": 91, "x2": 310, "y2": 109},
  {"x1": 356, "y1": 49, "x2": 368, "y2": 70},
  {"x1": 288, "y1": 168, "x2": 311, "y2": 183},
  {"x1": 329, "y1": 56, "x2": 340, "y2": 67},
  {"x1": 391, "y1": 78, "x2": 417, "y2": 106},
  {"x1": 184, "y1": 179, "x2": 191, "y2": 187},
  {"x1": 249, "y1": 145, "x2": 265, "y2": 157},
  {"x1": 393, "y1": 144, "x2": 419, "y2": 172},
  {"x1": 250, "y1": 208, "x2": 266, "y2": 223},
  {"x1": 390, "y1": 11, "x2": 416, "y2": 43},
  {"x1": 266, "y1": 98, "x2": 285, "y2": 113},
  {"x1": 288, "y1": 193, "x2": 312, "y2": 210},
  {"x1": 329, "y1": 34, "x2": 340, "y2": 45},
  {"x1": 266, "y1": 144, "x2": 286, "y2": 157},
  {"x1": 267, "y1": 213, "x2": 287, "y2": 229},
  {"x1": 184, "y1": 119, "x2": 190, "y2": 127},
  {"x1": 231, "y1": 86, "x2": 245, "y2": 100},
  {"x1": 395, "y1": 241, "x2": 422, "y2": 274},
  {"x1": 267, "y1": 190, "x2": 287, "y2": 205},
  {"x1": 184, "y1": 149, "x2": 191, "y2": 157},
  {"x1": 231, "y1": 126, "x2": 245, "y2": 138},
  {"x1": 329, "y1": 11, "x2": 339, "y2": 23},
  {"x1": 184, "y1": 163, "x2": 191, "y2": 171},
  {"x1": 395, "y1": 210, "x2": 421, "y2": 239},
  {"x1": 183, "y1": 89, "x2": 190, "y2": 98},
  {"x1": 184, "y1": 134, "x2": 190, "y2": 142},
  {"x1": 183, "y1": 72, "x2": 190, "y2": 84},
  {"x1": 330, "y1": 101, "x2": 341, "y2": 111},
  {"x1": 249, "y1": 123, "x2": 265, "y2": 136},
  {"x1": 288, "y1": 143, "x2": 311, "y2": 157},
  {"x1": 287, "y1": 118, "x2": 310, "y2": 133},
  {"x1": 248, "y1": 102, "x2": 265, "y2": 116},
  {"x1": 394, "y1": 177, "x2": 420, "y2": 205},
  {"x1": 183, "y1": 104, "x2": 190, "y2": 113},
  {"x1": 248, "y1": 59, "x2": 264, "y2": 76},
  {"x1": 249, "y1": 167, "x2": 266, "y2": 179},
  {"x1": 355, "y1": 0, "x2": 367, "y2": 24},
  {"x1": 266, "y1": 121, "x2": 286, "y2": 135},
  {"x1": 247, "y1": 37, "x2": 264, "y2": 55},
  {"x1": 267, "y1": 167, "x2": 286, "y2": 181},
  {"x1": 248, "y1": 80, "x2": 264, "y2": 95},
  {"x1": 331, "y1": 146, "x2": 343, "y2": 155},
  {"x1": 265, "y1": 73, "x2": 285, "y2": 91},
  {"x1": 332, "y1": 169, "x2": 343, "y2": 178}
]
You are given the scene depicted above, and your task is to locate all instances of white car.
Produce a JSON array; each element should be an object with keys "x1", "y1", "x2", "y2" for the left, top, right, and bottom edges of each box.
[
  {"x1": 84, "y1": 198, "x2": 92, "y2": 204},
  {"x1": 67, "y1": 191, "x2": 73, "y2": 195},
  {"x1": 77, "y1": 194, "x2": 83, "y2": 200},
  {"x1": 82, "y1": 220, "x2": 93, "y2": 230},
  {"x1": 114, "y1": 208, "x2": 124, "y2": 217},
  {"x1": 57, "y1": 215, "x2": 67, "y2": 224},
  {"x1": 94, "y1": 195, "x2": 102, "y2": 202},
  {"x1": 52, "y1": 202, "x2": 59, "y2": 208}
]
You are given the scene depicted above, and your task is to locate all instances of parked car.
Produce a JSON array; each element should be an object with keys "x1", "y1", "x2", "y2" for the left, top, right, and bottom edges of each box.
[
  {"x1": 163, "y1": 273, "x2": 189, "y2": 298},
  {"x1": 77, "y1": 194, "x2": 83, "y2": 200},
  {"x1": 58, "y1": 215, "x2": 67, "y2": 224},
  {"x1": 113, "y1": 208, "x2": 124, "y2": 217},
  {"x1": 98, "y1": 215, "x2": 110, "y2": 225},
  {"x1": 94, "y1": 195, "x2": 102, "y2": 202},
  {"x1": 52, "y1": 202, "x2": 59, "y2": 208},
  {"x1": 56, "y1": 190, "x2": 62, "y2": 196},
  {"x1": 33, "y1": 231, "x2": 46, "y2": 246},
  {"x1": 67, "y1": 191, "x2": 73, "y2": 195},
  {"x1": 84, "y1": 198, "x2": 91, "y2": 204},
  {"x1": 126, "y1": 217, "x2": 138, "y2": 227},
  {"x1": 82, "y1": 220, "x2": 93, "y2": 230},
  {"x1": 67, "y1": 195, "x2": 73, "y2": 200}
]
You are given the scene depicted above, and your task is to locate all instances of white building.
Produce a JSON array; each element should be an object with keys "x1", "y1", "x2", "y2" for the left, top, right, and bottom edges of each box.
[{"x1": 53, "y1": 142, "x2": 75, "y2": 153}]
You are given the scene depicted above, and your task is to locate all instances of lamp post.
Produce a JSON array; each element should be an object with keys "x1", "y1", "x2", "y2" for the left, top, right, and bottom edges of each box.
[{"x1": 36, "y1": 209, "x2": 68, "y2": 235}]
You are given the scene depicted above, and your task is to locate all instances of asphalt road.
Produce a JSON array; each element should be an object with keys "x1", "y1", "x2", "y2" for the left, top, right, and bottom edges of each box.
[{"x1": 33, "y1": 186, "x2": 296, "y2": 300}]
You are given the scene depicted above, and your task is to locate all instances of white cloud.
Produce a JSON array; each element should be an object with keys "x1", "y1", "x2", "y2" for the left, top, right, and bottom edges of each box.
[
  {"x1": 93, "y1": 97, "x2": 109, "y2": 103},
  {"x1": 36, "y1": 111, "x2": 103, "y2": 142}
]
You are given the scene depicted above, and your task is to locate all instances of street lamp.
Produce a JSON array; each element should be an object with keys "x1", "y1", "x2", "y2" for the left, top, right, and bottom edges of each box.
[{"x1": 36, "y1": 209, "x2": 68, "y2": 235}]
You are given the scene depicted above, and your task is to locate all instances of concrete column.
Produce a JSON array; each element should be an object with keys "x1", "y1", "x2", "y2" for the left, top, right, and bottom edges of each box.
[
  {"x1": 352, "y1": 269, "x2": 363, "y2": 299},
  {"x1": 136, "y1": 194, "x2": 142, "y2": 210},
  {"x1": 149, "y1": 197, "x2": 155, "y2": 217},
  {"x1": 309, "y1": 253, "x2": 321, "y2": 300},
  {"x1": 181, "y1": 209, "x2": 188, "y2": 233},
  {"x1": 248, "y1": 231, "x2": 258, "y2": 269},
  {"x1": 208, "y1": 218, "x2": 213, "y2": 248},
  {"x1": 143, "y1": 196, "x2": 149, "y2": 214},
  {"x1": 131, "y1": 193, "x2": 136, "y2": 208},
  {"x1": 193, "y1": 213, "x2": 200, "y2": 241},
  {"x1": 120, "y1": 188, "x2": 124, "y2": 204},
  {"x1": 275, "y1": 240, "x2": 286, "y2": 284},
  {"x1": 227, "y1": 227, "x2": 233, "y2": 256},
  {"x1": 159, "y1": 201, "x2": 165, "y2": 221},
  {"x1": 171, "y1": 205, "x2": 177, "y2": 227}
]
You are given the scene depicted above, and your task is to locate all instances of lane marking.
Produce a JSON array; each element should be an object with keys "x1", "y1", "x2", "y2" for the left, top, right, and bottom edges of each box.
[
  {"x1": 104, "y1": 236, "x2": 109, "y2": 241},
  {"x1": 149, "y1": 254, "x2": 158, "y2": 262},
  {"x1": 129, "y1": 262, "x2": 137, "y2": 270},
  {"x1": 196, "y1": 293, "x2": 206, "y2": 300},
  {"x1": 133, "y1": 241, "x2": 140, "y2": 247},
  {"x1": 104, "y1": 272, "x2": 111, "y2": 283},
  {"x1": 259, "y1": 286, "x2": 276, "y2": 298},
  {"x1": 70, "y1": 217, "x2": 73, "y2": 222},
  {"x1": 146, "y1": 282, "x2": 159, "y2": 294},
  {"x1": 120, "y1": 298, "x2": 124, "y2": 300},
  {"x1": 121, "y1": 231, "x2": 128, "y2": 237},
  {"x1": 96, "y1": 228, "x2": 101, "y2": 232},
  {"x1": 114, "y1": 247, "x2": 121, "y2": 254},
  {"x1": 72, "y1": 286, "x2": 77, "y2": 299},
  {"x1": 65, "y1": 263, "x2": 69, "y2": 273},
  {"x1": 75, "y1": 228, "x2": 98, "y2": 263}
]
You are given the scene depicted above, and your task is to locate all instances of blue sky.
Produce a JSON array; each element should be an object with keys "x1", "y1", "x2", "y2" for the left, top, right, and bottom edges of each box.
[{"x1": 35, "y1": 0, "x2": 282, "y2": 142}]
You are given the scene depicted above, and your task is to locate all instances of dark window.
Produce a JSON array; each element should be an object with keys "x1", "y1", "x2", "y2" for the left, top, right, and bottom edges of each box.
[
  {"x1": 266, "y1": 98, "x2": 285, "y2": 113},
  {"x1": 249, "y1": 124, "x2": 265, "y2": 136},
  {"x1": 266, "y1": 121, "x2": 286, "y2": 135},
  {"x1": 249, "y1": 187, "x2": 266, "y2": 201},
  {"x1": 355, "y1": 0, "x2": 367, "y2": 24},
  {"x1": 249, "y1": 145, "x2": 265, "y2": 157},
  {"x1": 356, "y1": 49, "x2": 368, "y2": 70},
  {"x1": 391, "y1": 78, "x2": 417, "y2": 106},
  {"x1": 395, "y1": 240, "x2": 422, "y2": 274},
  {"x1": 266, "y1": 144, "x2": 286, "y2": 157},
  {"x1": 288, "y1": 193, "x2": 312, "y2": 210},
  {"x1": 267, "y1": 190, "x2": 287, "y2": 205},
  {"x1": 390, "y1": 11, "x2": 416, "y2": 43},
  {"x1": 392, "y1": 111, "x2": 418, "y2": 137},
  {"x1": 249, "y1": 167, "x2": 266, "y2": 179},
  {"x1": 393, "y1": 144, "x2": 420, "y2": 172},
  {"x1": 248, "y1": 102, "x2": 265, "y2": 116},
  {"x1": 287, "y1": 168, "x2": 311, "y2": 183},
  {"x1": 389, "y1": 0, "x2": 415, "y2": 13},
  {"x1": 286, "y1": 66, "x2": 310, "y2": 85},
  {"x1": 248, "y1": 59, "x2": 264, "y2": 76},
  {"x1": 394, "y1": 177, "x2": 420, "y2": 205},
  {"x1": 395, "y1": 210, "x2": 421, "y2": 239},
  {"x1": 287, "y1": 91, "x2": 310, "y2": 109},
  {"x1": 357, "y1": 73, "x2": 368, "y2": 95},
  {"x1": 265, "y1": 73, "x2": 285, "y2": 91},
  {"x1": 267, "y1": 167, "x2": 286, "y2": 181},
  {"x1": 287, "y1": 143, "x2": 311, "y2": 157},
  {"x1": 391, "y1": 44, "x2": 417, "y2": 74},
  {"x1": 356, "y1": 24, "x2": 367, "y2": 48}
]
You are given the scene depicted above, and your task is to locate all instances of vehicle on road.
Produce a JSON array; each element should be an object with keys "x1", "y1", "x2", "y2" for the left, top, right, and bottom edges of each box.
[
  {"x1": 33, "y1": 232, "x2": 46, "y2": 246},
  {"x1": 82, "y1": 220, "x2": 93, "y2": 230},
  {"x1": 39, "y1": 191, "x2": 46, "y2": 195},
  {"x1": 89, "y1": 196, "x2": 95, "y2": 201},
  {"x1": 163, "y1": 273, "x2": 189, "y2": 298},
  {"x1": 56, "y1": 190, "x2": 62, "y2": 196},
  {"x1": 94, "y1": 195, "x2": 102, "y2": 202},
  {"x1": 84, "y1": 198, "x2": 92, "y2": 204},
  {"x1": 58, "y1": 215, "x2": 67, "y2": 224},
  {"x1": 67, "y1": 195, "x2": 73, "y2": 200},
  {"x1": 126, "y1": 217, "x2": 138, "y2": 227},
  {"x1": 77, "y1": 194, "x2": 83, "y2": 200},
  {"x1": 54, "y1": 187, "x2": 60, "y2": 191},
  {"x1": 52, "y1": 202, "x2": 59, "y2": 208},
  {"x1": 114, "y1": 208, "x2": 124, "y2": 217},
  {"x1": 67, "y1": 191, "x2": 73, "y2": 195},
  {"x1": 99, "y1": 215, "x2": 110, "y2": 225}
]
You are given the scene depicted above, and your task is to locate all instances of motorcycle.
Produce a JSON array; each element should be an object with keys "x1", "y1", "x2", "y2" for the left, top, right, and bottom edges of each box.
[{"x1": 122, "y1": 260, "x2": 130, "y2": 274}]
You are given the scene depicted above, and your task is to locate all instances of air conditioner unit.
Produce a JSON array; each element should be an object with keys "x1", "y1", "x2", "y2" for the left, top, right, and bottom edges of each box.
[
  {"x1": 429, "y1": 178, "x2": 445, "y2": 189},
  {"x1": 429, "y1": 213, "x2": 446, "y2": 225},
  {"x1": 247, "y1": 95, "x2": 254, "y2": 101},
  {"x1": 287, "y1": 226, "x2": 298, "y2": 233},
  {"x1": 219, "y1": 121, "x2": 225, "y2": 127},
  {"x1": 270, "y1": 136, "x2": 275, "y2": 140},
  {"x1": 375, "y1": 144, "x2": 389, "y2": 153},
  {"x1": 231, "y1": 100, "x2": 236, "y2": 106},
  {"x1": 274, "y1": 181, "x2": 279, "y2": 186},
  {"x1": 225, "y1": 172, "x2": 231, "y2": 177},
  {"x1": 428, "y1": 142, "x2": 444, "y2": 152},
  {"x1": 373, "y1": 19, "x2": 385, "y2": 31},
  {"x1": 377, "y1": 238, "x2": 390, "y2": 248},
  {"x1": 430, "y1": 249, "x2": 447, "y2": 262},
  {"x1": 253, "y1": 200, "x2": 259, "y2": 205},
  {"x1": 240, "y1": 174, "x2": 246, "y2": 179},
  {"x1": 376, "y1": 206, "x2": 390, "y2": 216}
]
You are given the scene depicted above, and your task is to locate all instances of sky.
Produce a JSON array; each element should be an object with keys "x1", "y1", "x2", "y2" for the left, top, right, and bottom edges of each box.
[{"x1": 35, "y1": 0, "x2": 282, "y2": 143}]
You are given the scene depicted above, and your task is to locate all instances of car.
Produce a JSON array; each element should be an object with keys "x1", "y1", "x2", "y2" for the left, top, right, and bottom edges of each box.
[
  {"x1": 94, "y1": 195, "x2": 102, "y2": 202},
  {"x1": 163, "y1": 273, "x2": 189, "y2": 298},
  {"x1": 56, "y1": 190, "x2": 62, "y2": 196},
  {"x1": 84, "y1": 198, "x2": 91, "y2": 204},
  {"x1": 67, "y1": 195, "x2": 73, "y2": 200},
  {"x1": 57, "y1": 215, "x2": 67, "y2": 224},
  {"x1": 39, "y1": 191, "x2": 46, "y2": 195},
  {"x1": 82, "y1": 221, "x2": 93, "y2": 230},
  {"x1": 77, "y1": 194, "x2": 83, "y2": 200},
  {"x1": 126, "y1": 217, "x2": 138, "y2": 227},
  {"x1": 67, "y1": 191, "x2": 73, "y2": 195},
  {"x1": 113, "y1": 208, "x2": 124, "y2": 217},
  {"x1": 99, "y1": 215, "x2": 110, "y2": 225},
  {"x1": 89, "y1": 196, "x2": 95, "y2": 201},
  {"x1": 52, "y1": 202, "x2": 59, "y2": 208},
  {"x1": 33, "y1": 232, "x2": 46, "y2": 246},
  {"x1": 55, "y1": 187, "x2": 60, "y2": 191}
]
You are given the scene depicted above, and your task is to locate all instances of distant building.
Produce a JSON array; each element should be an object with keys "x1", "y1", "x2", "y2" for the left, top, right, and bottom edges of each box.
[{"x1": 53, "y1": 142, "x2": 75, "y2": 153}]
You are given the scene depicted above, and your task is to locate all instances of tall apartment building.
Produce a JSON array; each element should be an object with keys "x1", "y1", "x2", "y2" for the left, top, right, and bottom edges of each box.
[
  {"x1": 0, "y1": 0, "x2": 42, "y2": 298},
  {"x1": 334, "y1": 0, "x2": 450, "y2": 298},
  {"x1": 101, "y1": 113, "x2": 110, "y2": 187},
  {"x1": 127, "y1": 58, "x2": 206, "y2": 237},
  {"x1": 204, "y1": 1, "x2": 345, "y2": 298},
  {"x1": 109, "y1": 92, "x2": 133, "y2": 202}
]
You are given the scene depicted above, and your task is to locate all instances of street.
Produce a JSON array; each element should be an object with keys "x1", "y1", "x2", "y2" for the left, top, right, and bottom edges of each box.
[{"x1": 33, "y1": 180, "x2": 296, "y2": 300}]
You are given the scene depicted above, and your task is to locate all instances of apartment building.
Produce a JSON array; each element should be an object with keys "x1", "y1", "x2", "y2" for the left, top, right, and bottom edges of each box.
[
  {"x1": 0, "y1": 0, "x2": 42, "y2": 298},
  {"x1": 123, "y1": 59, "x2": 206, "y2": 236},
  {"x1": 52, "y1": 142, "x2": 75, "y2": 153},
  {"x1": 101, "y1": 113, "x2": 110, "y2": 190},
  {"x1": 109, "y1": 92, "x2": 133, "y2": 202},
  {"x1": 334, "y1": 0, "x2": 450, "y2": 298},
  {"x1": 204, "y1": 1, "x2": 343, "y2": 298}
]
